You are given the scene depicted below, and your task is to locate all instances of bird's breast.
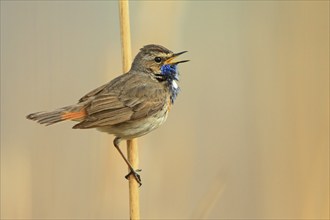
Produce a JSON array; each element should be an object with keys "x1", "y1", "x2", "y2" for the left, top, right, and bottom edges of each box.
[{"x1": 168, "y1": 80, "x2": 180, "y2": 104}]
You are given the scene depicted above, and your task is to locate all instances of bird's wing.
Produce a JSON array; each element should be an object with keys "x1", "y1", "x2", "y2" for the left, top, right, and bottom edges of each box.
[
  {"x1": 78, "y1": 73, "x2": 129, "y2": 102},
  {"x1": 73, "y1": 73, "x2": 168, "y2": 128},
  {"x1": 78, "y1": 83, "x2": 108, "y2": 102}
]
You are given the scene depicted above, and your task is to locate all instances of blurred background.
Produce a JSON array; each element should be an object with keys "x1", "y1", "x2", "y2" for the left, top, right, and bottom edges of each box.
[{"x1": 1, "y1": 1, "x2": 329, "y2": 219}]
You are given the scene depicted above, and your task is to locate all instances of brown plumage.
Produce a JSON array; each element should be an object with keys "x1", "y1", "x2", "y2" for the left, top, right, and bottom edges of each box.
[{"x1": 26, "y1": 44, "x2": 189, "y2": 185}]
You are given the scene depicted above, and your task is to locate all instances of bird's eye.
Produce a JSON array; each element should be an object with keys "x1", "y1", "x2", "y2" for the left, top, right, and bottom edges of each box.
[{"x1": 154, "y1": 57, "x2": 162, "y2": 63}]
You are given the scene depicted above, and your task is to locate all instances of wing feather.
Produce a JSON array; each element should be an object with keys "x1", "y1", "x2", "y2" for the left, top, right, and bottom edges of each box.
[{"x1": 87, "y1": 94, "x2": 125, "y2": 114}]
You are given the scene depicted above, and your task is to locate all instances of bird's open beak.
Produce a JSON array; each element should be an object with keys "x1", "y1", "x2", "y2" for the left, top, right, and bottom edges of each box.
[{"x1": 164, "y1": 51, "x2": 190, "y2": 65}]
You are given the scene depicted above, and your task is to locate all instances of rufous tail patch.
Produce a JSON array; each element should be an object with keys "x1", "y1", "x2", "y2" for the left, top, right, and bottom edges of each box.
[{"x1": 61, "y1": 109, "x2": 87, "y2": 120}]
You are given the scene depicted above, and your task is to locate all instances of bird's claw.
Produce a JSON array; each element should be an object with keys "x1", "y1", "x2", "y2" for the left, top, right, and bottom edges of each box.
[{"x1": 125, "y1": 169, "x2": 142, "y2": 186}]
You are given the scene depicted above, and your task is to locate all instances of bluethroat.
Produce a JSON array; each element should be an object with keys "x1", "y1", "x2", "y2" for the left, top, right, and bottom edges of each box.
[{"x1": 27, "y1": 44, "x2": 189, "y2": 185}]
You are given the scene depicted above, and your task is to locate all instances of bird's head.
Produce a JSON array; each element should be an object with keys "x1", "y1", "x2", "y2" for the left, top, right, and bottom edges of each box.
[{"x1": 131, "y1": 44, "x2": 189, "y2": 77}]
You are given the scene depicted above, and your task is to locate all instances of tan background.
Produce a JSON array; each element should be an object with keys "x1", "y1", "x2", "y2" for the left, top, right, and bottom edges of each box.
[{"x1": 1, "y1": 1, "x2": 329, "y2": 219}]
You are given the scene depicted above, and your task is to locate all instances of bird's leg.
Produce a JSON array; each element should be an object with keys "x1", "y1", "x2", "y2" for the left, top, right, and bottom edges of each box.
[{"x1": 113, "y1": 137, "x2": 142, "y2": 186}]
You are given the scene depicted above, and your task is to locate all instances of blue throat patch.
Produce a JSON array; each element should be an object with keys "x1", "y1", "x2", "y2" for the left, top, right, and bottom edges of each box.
[{"x1": 160, "y1": 64, "x2": 180, "y2": 104}]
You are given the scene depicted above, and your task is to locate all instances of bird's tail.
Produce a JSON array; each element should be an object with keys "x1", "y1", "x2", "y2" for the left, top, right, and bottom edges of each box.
[{"x1": 26, "y1": 105, "x2": 87, "y2": 126}]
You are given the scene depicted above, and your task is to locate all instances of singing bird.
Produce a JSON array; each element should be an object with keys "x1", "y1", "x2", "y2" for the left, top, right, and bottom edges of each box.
[{"x1": 26, "y1": 44, "x2": 189, "y2": 185}]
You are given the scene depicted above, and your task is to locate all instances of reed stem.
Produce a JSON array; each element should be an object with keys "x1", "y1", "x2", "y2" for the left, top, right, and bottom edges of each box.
[{"x1": 118, "y1": 1, "x2": 140, "y2": 219}]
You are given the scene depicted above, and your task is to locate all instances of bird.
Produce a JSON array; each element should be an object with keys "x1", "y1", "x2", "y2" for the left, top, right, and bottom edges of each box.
[{"x1": 26, "y1": 44, "x2": 189, "y2": 186}]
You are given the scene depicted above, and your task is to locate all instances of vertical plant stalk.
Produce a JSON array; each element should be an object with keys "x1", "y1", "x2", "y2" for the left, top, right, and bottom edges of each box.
[{"x1": 118, "y1": 1, "x2": 140, "y2": 220}]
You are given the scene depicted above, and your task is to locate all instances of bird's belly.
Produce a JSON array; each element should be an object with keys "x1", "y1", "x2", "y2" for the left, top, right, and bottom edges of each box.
[{"x1": 97, "y1": 110, "x2": 169, "y2": 139}]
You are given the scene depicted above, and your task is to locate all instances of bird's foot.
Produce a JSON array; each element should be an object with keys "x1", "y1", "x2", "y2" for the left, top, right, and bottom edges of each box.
[{"x1": 125, "y1": 169, "x2": 142, "y2": 186}]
